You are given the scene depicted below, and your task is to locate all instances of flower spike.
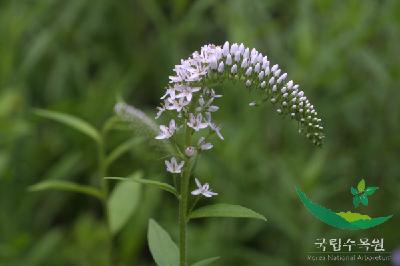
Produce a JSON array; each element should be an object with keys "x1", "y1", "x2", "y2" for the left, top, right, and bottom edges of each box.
[{"x1": 156, "y1": 41, "x2": 324, "y2": 146}]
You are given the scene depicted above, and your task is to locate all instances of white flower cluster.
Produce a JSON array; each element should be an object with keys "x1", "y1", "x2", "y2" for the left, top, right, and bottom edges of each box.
[{"x1": 156, "y1": 41, "x2": 324, "y2": 147}]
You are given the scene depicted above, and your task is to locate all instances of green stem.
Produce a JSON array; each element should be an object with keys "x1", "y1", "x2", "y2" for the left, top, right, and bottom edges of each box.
[
  {"x1": 179, "y1": 125, "x2": 193, "y2": 266},
  {"x1": 179, "y1": 165, "x2": 190, "y2": 266},
  {"x1": 98, "y1": 135, "x2": 114, "y2": 266}
]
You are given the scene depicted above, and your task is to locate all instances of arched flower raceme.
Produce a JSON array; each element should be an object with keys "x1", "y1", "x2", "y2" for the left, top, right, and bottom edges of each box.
[
  {"x1": 152, "y1": 42, "x2": 325, "y2": 266},
  {"x1": 156, "y1": 41, "x2": 324, "y2": 148}
]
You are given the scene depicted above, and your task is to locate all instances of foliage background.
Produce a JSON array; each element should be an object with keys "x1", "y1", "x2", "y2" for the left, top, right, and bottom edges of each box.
[{"x1": 1, "y1": 0, "x2": 399, "y2": 265}]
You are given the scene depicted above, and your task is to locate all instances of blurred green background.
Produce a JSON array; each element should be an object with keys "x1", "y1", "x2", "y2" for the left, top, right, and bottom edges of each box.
[{"x1": 1, "y1": 0, "x2": 400, "y2": 265}]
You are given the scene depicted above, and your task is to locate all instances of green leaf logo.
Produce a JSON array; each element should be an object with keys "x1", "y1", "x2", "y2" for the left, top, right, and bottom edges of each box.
[{"x1": 351, "y1": 179, "x2": 379, "y2": 208}]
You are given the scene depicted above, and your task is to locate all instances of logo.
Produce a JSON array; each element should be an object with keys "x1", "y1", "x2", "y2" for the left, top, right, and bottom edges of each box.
[{"x1": 296, "y1": 179, "x2": 392, "y2": 230}]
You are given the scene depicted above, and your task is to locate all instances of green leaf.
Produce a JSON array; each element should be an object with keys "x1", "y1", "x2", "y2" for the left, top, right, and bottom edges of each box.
[
  {"x1": 148, "y1": 219, "x2": 179, "y2": 266},
  {"x1": 34, "y1": 109, "x2": 101, "y2": 143},
  {"x1": 191, "y1": 257, "x2": 220, "y2": 266},
  {"x1": 365, "y1": 187, "x2": 379, "y2": 196},
  {"x1": 360, "y1": 194, "x2": 369, "y2": 206},
  {"x1": 351, "y1": 186, "x2": 358, "y2": 196},
  {"x1": 106, "y1": 137, "x2": 144, "y2": 166},
  {"x1": 357, "y1": 179, "x2": 366, "y2": 193},
  {"x1": 108, "y1": 175, "x2": 141, "y2": 234},
  {"x1": 29, "y1": 180, "x2": 103, "y2": 200},
  {"x1": 189, "y1": 204, "x2": 267, "y2": 221},
  {"x1": 105, "y1": 176, "x2": 178, "y2": 197},
  {"x1": 353, "y1": 195, "x2": 361, "y2": 208}
]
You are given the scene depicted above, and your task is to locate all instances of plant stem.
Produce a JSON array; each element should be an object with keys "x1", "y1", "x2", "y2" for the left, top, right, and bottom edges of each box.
[
  {"x1": 179, "y1": 165, "x2": 189, "y2": 266},
  {"x1": 98, "y1": 136, "x2": 114, "y2": 266},
  {"x1": 179, "y1": 125, "x2": 192, "y2": 266}
]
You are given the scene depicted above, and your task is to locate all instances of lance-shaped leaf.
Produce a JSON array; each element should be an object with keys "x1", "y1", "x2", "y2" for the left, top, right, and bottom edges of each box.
[
  {"x1": 357, "y1": 179, "x2": 366, "y2": 193},
  {"x1": 351, "y1": 187, "x2": 358, "y2": 196},
  {"x1": 365, "y1": 187, "x2": 379, "y2": 196},
  {"x1": 29, "y1": 180, "x2": 104, "y2": 200},
  {"x1": 189, "y1": 204, "x2": 266, "y2": 221},
  {"x1": 148, "y1": 219, "x2": 179, "y2": 266},
  {"x1": 34, "y1": 109, "x2": 101, "y2": 143},
  {"x1": 105, "y1": 176, "x2": 178, "y2": 197},
  {"x1": 108, "y1": 175, "x2": 141, "y2": 234},
  {"x1": 106, "y1": 137, "x2": 144, "y2": 166},
  {"x1": 192, "y1": 257, "x2": 220, "y2": 266}
]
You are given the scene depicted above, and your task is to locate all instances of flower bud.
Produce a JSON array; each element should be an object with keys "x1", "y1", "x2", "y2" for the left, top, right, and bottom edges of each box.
[{"x1": 185, "y1": 146, "x2": 196, "y2": 157}]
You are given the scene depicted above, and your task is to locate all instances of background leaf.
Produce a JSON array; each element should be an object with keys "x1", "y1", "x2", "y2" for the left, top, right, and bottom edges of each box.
[
  {"x1": 108, "y1": 174, "x2": 141, "y2": 235},
  {"x1": 29, "y1": 180, "x2": 103, "y2": 200},
  {"x1": 189, "y1": 204, "x2": 266, "y2": 221},
  {"x1": 147, "y1": 219, "x2": 179, "y2": 266},
  {"x1": 357, "y1": 179, "x2": 366, "y2": 193},
  {"x1": 106, "y1": 137, "x2": 144, "y2": 166},
  {"x1": 192, "y1": 256, "x2": 220, "y2": 266},
  {"x1": 34, "y1": 109, "x2": 101, "y2": 143},
  {"x1": 105, "y1": 176, "x2": 178, "y2": 197}
]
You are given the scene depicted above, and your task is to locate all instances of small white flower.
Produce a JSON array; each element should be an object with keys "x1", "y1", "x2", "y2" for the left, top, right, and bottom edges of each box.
[
  {"x1": 155, "y1": 106, "x2": 165, "y2": 119},
  {"x1": 175, "y1": 86, "x2": 201, "y2": 102},
  {"x1": 191, "y1": 178, "x2": 218, "y2": 198},
  {"x1": 209, "y1": 122, "x2": 224, "y2": 140},
  {"x1": 187, "y1": 113, "x2": 208, "y2": 131},
  {"x1": 208, "y1": 88, "x2": 222, "y2": 98},
  {"x1": 198, "y1": 137, "x2": 213, "y2": 150},
  {"x1": 160, "y1": 87, "x2": 177, "y2": 100},
  {"x1": 165, "y1": 97, "x2": 190, "y2": 112},
  {"x1": 155, "y1": 119, "x2": 177, "y2": 139},
  {"x1": 165, "y1": 157, "x2": 184, "y2": 173}
]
